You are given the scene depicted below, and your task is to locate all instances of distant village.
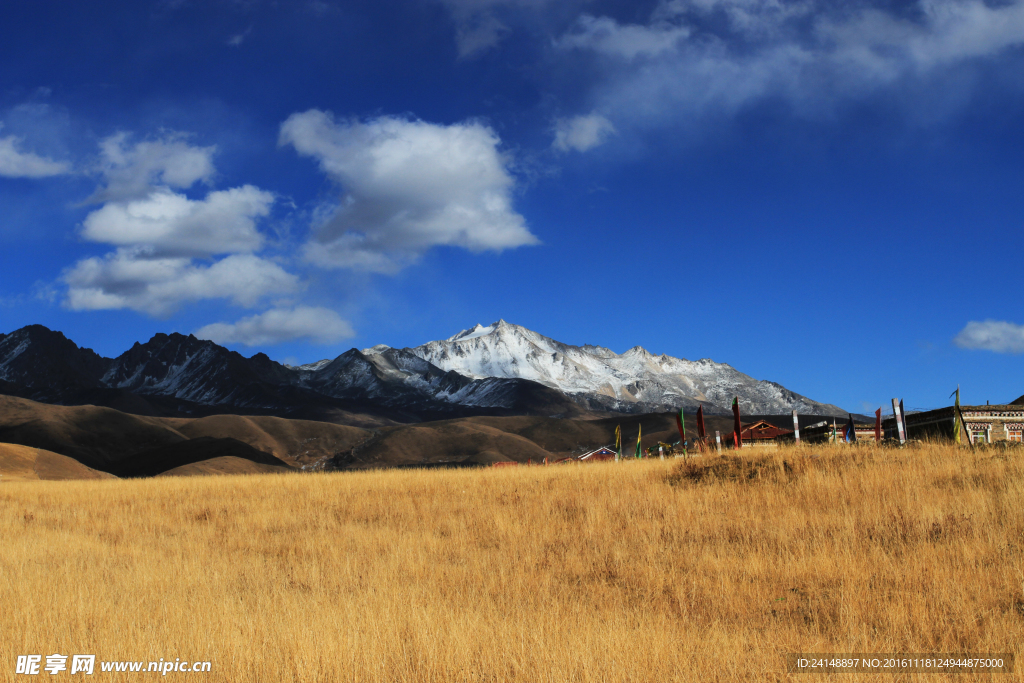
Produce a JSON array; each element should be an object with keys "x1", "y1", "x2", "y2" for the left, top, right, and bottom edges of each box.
[{"x1": 500, "y1": 395, "x2": 1024, "y2": 466}]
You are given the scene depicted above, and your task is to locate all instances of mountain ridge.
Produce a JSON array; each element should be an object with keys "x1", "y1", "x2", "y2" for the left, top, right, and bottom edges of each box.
[
  {"x1": 406, "y1": 319, "x2": 846, "y2": 416},
  {"x1": 0, "y1": 321, "x2": 847, "y2": 421}
]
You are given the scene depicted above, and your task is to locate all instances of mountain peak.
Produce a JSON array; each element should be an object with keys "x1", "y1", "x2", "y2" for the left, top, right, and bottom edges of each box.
[
  {"x1": 361, "y1": 344, "x2": 391, "y2": 355},
  {"x1": 408, "y1": 320, "x2": 846, "y2": 415},
  {"x1": 448, "y1": 320, "x2": 509, "y2": 342}
]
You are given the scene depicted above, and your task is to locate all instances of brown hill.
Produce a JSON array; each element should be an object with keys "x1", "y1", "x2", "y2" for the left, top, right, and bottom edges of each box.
[
  {"x1": 0, "y1": 395, "x2": 363, "y2": 477},
  {"x1": 110, "y1": 437, "x2": 295, "y2": 478},
  {"x1": 157, "y1": 414, "x2": 369, "y2": 468},
  {"x1": 158, "y1": 456, "x2": 293, "y2": 477},
  {"x1": 331, "y1": 411, "x2": 815, "y2": 469},
  {"x1": 0, "y1": 443, "x2": 116, "y2": 481},
  {"x1": 0, "y1": 394, "x2": 187, "y2": 471},
  {"x1": 336, "y1": 421, "x2": 552, "y2": 469},
  {"x1": 0, "y1": 393, "x2": 829, "y2": 477}
]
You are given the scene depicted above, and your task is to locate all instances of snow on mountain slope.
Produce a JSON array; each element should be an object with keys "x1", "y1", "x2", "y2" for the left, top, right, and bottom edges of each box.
[
  {"x1": 0, "y1": 322, "x2": 846, "y2": 419},
  {"x1": 411, "y1": 320, "x2": 845, "y2": 415}
]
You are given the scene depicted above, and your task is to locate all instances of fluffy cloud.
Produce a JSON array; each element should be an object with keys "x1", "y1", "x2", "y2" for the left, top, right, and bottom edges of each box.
[
  {"x1": 63, "y1": 250, "x2": 300, "y2": 317},
  {"x1": 93, "y1": 132, "x2": 216, "y2": 202},
  {"x1": 63, "y1": 131, "x2": 294, "y2": 317},
  {"x1": 82, "y1": 185, "x2": 274, "y2": 257},
  {"x1": 552, "y1": 113, "x2": 616, "y2": 152},
  {"x1": 195, "y1": 306, "x2": 355, "y2": 345},
  {"x1": 953, "y1": 320, "x2": 1024, "y2": 354},
  {"x1": 280, "y1": 109, "x2": 538, "y2": 273},
  {"x1": 0, "y1": 134, "x2": 71, "y2": 178}
]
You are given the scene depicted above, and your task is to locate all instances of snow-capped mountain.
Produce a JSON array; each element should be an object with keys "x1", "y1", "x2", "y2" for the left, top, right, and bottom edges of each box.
[
  {"x1": 0, "y1": 321, "x2": 846, "y2": 421},
  {"x1": 407, "y1": 320, "x2": 844, "y2": 415},
  {"x1": 0, "y1": 325, "x2": 583, "y2": 421}
]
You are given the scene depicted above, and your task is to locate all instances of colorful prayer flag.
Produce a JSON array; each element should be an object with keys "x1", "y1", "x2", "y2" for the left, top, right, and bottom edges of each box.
[
  {"x1": 899, "y1": 399, "x2": 908, "y2": 440},
  {"x1": 696, "y1": 405, "x2": 706, "y2": 439},
  {"x1": 874, "y1": 408, "x2": 881, "y2": 443},
  {"x1": 675, "y1": 408, "x2": 687, "y2": 456},
  {"x1": 732, "y1": 397, "x2": 743, "y2": 450},
  {"x1": 635, "y1": 424, "x2": 642, "y2": 459},
  {"x1": 950, "y1": 386, "x2": 961, "y2": 444},
  {"x1": 614, "y1": 425, "x2": 622, "y2": 461}
]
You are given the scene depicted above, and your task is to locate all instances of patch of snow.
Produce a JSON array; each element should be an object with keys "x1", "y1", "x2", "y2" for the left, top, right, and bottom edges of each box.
[{"x1": 360, "y1": 345, "x2": 391, "y2": 356}]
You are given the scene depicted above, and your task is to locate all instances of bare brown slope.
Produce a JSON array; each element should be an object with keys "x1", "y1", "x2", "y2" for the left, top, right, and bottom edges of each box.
[
  {"x1": 157, "y1": 414, "x2": 369, "y2": 467},
  {"x1": 110, "y1": 437, "x2": 295, "y2": 478},
  {"x1": 0, "y1": 443, "x2": 116, "y2": 481},
  {"x1": 158, "y1": 456, "x2": 293, "y2": 477},
  {"x1": 396, "y1": 412, "x2": 818, "y2": 462},
  {"x1": 335, "y1": 421, "x2": 552, "y2": 469},
  {"x1": 0, "y1": 394, "x2": 187, "y2": 471}
]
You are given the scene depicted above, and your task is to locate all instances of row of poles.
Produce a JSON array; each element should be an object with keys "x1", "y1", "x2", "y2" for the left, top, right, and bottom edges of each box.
[{"x1": 611, "y1": 393, "x2": 934, "y2": 460}]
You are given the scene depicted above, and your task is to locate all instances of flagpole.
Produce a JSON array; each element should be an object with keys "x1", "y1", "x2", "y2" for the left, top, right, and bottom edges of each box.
[
  {"x1": 676, "y1": 407, "x2": 687, "y2": 458},
  {"x1": 892, "y1": 399, "x2": 906, "y2": 445}
]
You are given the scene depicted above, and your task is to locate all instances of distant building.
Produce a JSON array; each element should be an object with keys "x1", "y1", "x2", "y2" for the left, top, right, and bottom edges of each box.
[
  {"x1": 578, "y1": 447, "x2": 617, "y2": 461},
  {"x1": 739, "y1": 420, "x2": 794, "y2": 442},
  {"x1": 882, "y1": 404, "x2": 1024, "y2": 444},
  {"x1": 797, "y1": 420, "x2": 879, "y2": 443}
]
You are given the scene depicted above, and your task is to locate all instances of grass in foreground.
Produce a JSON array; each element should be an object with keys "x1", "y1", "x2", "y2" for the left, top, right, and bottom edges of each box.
[{"x1": 1, "y1": 442, "x2": 1022, "y2": 682}]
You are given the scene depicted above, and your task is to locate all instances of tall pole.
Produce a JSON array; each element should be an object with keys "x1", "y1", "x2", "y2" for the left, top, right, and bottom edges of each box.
[
  {"x1": 792, "y1": 410, "x2": 800, "y2": 444},
  {"x1": 732, "y1": 397, "x2": 743, "y2": 450},
  {"x1": 892, "y1": 398, "x2": 906, "y2": 445}
]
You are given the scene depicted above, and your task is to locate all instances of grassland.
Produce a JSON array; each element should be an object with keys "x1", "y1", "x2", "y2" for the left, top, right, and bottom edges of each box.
[{"x1": 1, "y1": 442, "x2": 1022, "y2": 682}]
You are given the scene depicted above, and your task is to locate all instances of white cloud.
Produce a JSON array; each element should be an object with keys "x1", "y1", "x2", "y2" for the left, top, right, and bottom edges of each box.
[
  {"x1": 821, "y1": 0, "x2": 1024, "y2": 72},
  {"x1": 62, "y1": 131, "x2": 295, "y2": 317},
  {"x1": 279, "y1": 109, "x2": 538, "y2": 273},
  {"x1": 82, "y1": 185, "x2": 274, "y2": 256},
  {"x1": 953, "y1": 320, "x2": 1024, "y2": 354},
  {"x1": 557, "y1": 14, "x2": 689, "y2": 59},
  {"x1": 63, "y1": 250, "x2": 301, "y2": 317},
  {"x1": 552, "y1": 0, "x2": 1024, "y2": 132},
  {"x1": 0, "y1": 134, "x2": 71, "y2": 178},
  {"x1": 195, "y1": 306, "x2": 355, "y2": 345},
  {"x1": 552, "y1": 113, "x2": 616, "y2": 152},
  {"x1": 93, "y1": 132, "x2": 216, "y2": 202}
]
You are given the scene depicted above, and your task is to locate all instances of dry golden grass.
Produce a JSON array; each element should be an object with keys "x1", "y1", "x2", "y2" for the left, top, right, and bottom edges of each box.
[{"x1": 1, "y1": 442, "x2": 1022, "y2": 682}]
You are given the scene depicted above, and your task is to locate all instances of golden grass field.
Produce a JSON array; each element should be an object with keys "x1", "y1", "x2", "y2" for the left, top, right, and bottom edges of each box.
[{"x1": 2, "y1": 442, "x2": 1022, "y2": 682}]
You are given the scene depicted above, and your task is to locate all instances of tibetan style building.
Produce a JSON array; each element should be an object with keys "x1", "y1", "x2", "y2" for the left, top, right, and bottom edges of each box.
[{"x1": 882, "y1": 404, "x2": 1024, "y2": 444}]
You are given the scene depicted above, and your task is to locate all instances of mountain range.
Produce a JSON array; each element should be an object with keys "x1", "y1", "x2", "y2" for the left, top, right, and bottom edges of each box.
[{"x1": 0, "y1": 320, "x2": 846, "y2": 423}]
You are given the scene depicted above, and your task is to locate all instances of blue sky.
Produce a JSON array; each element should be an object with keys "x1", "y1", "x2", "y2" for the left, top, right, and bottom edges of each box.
[{"x1": 2, "y1": 0, "x2": 1024, "y2": 413}]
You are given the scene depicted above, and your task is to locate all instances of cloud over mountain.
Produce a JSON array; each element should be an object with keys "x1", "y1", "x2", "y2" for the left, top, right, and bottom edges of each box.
[
  {"x1": 64, "y1": 251, "x2": 300, "y2": 316},
  {"x1": 195, "y1": 306, "x2": 355, "y2": 346},
  {"x1": 280, "y1": 109, "x2": 538, "y2": 273},
  {"x1": 62, "y1": 133, "x2": 295, "y2": 317}
]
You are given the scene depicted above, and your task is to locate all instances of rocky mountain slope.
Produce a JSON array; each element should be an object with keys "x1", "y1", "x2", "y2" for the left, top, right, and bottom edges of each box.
[
  {"x1": 0, "y1": 321, "x2": 846, "y2": 421},
  {"x1": 404, "y1": 320, "x2": 845, "y2": 415}
]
